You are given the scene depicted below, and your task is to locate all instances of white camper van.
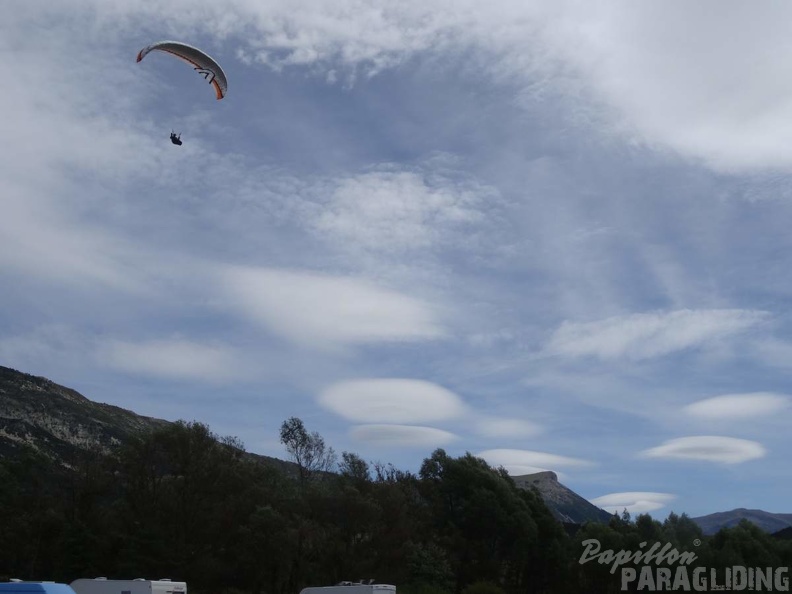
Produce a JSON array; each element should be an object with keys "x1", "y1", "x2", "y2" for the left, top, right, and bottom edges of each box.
[
  {"x1": 70, "y1": 579, "x2": 186, "y2": 594},
  {"x1": 300, "y1": 582, "x2": 395, "y2": 594}
]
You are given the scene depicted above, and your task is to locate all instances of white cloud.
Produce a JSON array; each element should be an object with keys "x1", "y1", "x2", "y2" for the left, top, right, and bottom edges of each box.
[
  {"x1": 473, "y1": 417, "x2": 543, "y2": 439},
  {"x1": 684, "y1": 392, "x2": 790, "y2": 420},
  {"x1": 51, "y1": 0, "x2": 792, "y2": 174},
  {"x1": 546, "y1": 309, "x2": 768, "y2": 361},
  {"x1": 0, "y1": 194, "x2": 149, "y2": 292},
  {"x1": 504, "y1": 465, "x2": 560, "y2": 477},
  {"x1": 99, "y1": 338, "x2": 241, "y2": 382},
  {"x1": 0, "y1": 20, "x2": 163, "y2": 292},
  {"x1": 528, "y1": 2, "x2": 792, "y2": 173},
  {"x1": 318, "y1": 378, "x2": 466, "y2": 423},
  {"x1": 25, "y1": 0, "x2": 792, "y2": 176},
  {"x1": 590, "y1": 492, "x2": 677, "y2": 515},
  {"x1": 641, "y1": 436, "x2": 766, "y2": 465},
  {"x1": 312, "y1": 170, "x2": 489, "y2": 255},
  {"x1": 349, "y1": 424, "x2": 458, "y2": 447},
  {"x1": 217, "y1": 266, "x2": 445, "y2": 349},
  {"x1": 478, "y1": 448, "x2": 595, "y2": 475},
  {"x1": 7, "y1": 0, "x2": 792, "y2": 516}
]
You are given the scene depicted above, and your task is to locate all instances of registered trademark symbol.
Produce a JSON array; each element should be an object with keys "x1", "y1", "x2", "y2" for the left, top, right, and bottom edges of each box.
[{"x1": 693, "y1": 539, "x2": 701, "y2": 546}]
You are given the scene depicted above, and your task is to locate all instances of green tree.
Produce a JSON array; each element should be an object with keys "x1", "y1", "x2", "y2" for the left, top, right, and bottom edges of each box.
[
  {"x1": 280, "y1": 417, "x2": 337, "y2": 483},
  {"x1": 661, "y1": 511, "x2": 703, "y2": 549},
  {"x1": 418, "y1": 449, "x2": 567, "y2": 594},
  {"x1": 339, "y1": 451, "x2": 371, "y2": 483},
  {"x1": 404, "y1": 541, "x2": 454, "y2": 592}
]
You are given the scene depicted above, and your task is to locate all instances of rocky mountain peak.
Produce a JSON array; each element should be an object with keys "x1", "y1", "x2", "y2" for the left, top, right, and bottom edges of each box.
[{"x1": 512, "y1": 471, "x2": 612, "y2": 524}]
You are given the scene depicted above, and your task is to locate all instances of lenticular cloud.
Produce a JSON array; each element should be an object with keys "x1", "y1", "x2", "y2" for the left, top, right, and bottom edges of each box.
[{"x1": 318, "y1": 378, "x2": 467, "y2": 423}]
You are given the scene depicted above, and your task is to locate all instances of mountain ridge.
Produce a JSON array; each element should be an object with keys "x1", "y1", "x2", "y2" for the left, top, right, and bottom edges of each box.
[
  {"x1": 10, "y1": 364, "x2": 790, "y2": 532},
  {"x1": 0, "y1": 364, "x2": 613, "y2": 524},
  {"x1": 0, "y1": 365, "x2": 301, "y2": 476},
  {"x1": 0, "y1": 365, "x2": 169, "y2": 462},
  {"x1": 691, "y1": 507, "x2": 792, "y2": 535}
]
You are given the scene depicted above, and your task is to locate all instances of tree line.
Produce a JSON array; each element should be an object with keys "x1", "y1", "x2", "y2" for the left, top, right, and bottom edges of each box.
[{"x1": 1, "y1": 418, "x2": 790, "y2": 594}]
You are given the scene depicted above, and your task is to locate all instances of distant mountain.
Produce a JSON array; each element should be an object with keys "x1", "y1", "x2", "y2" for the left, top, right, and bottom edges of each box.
[
  {"x1": 691, "y1": 508, "x2": 792, "y2": 535},
  {"x1": 512, "y1": 471, "x2": 614, "y2": 525}
]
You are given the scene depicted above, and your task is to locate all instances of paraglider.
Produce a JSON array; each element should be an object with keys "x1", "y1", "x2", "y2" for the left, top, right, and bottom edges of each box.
[
  {"x1": 136, "y1": 40, "x2": 227, "y2": 99},
  {"x1": 136, "y1": 40, "x2": 228, "y2": 144}
]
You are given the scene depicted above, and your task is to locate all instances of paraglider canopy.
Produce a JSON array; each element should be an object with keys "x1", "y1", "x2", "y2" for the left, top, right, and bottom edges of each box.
[{"x1": 136, "y1": 40, "x2": 228, "y2": 100}]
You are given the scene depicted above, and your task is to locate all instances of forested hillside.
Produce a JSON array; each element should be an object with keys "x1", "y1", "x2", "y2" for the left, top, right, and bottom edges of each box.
[{"x1": 2, "y1": 418, "x2": 791, "y2": 594}]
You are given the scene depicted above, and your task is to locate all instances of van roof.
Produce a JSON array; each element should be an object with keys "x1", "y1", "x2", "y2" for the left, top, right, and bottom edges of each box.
[{"x1": 0, "y1": 584, "x2": 77, "y2": 594}]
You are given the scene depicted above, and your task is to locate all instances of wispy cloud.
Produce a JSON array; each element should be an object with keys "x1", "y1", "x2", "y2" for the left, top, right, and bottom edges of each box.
[
  {"x1": 0, "y1": 18, "x2": 163, "y2": 292},
  {"x1": 318, "y1": 378, "x2": 466, "y2": 423},
  {"x1": 478, "y1": 448, "x2": 595, "y2": 476},
  {"x1": 590, "y1": 492, "x2": 677, "y2": 515},
  {"x1": 7, "y1": 0, "x2": 792, "y2": 519},
  {"x1": 545, "y1": 309, "x2": 768, "y2": 361},
  {"x1": 473, "y1": 417, "x2": 543, "y2": 439},
  {"x1": 312, "y1": 169, "x2": 491, "y2": 256},
  {"x1": 641, "y1": 436, "x2": 766, "y2": 465},
  {"x1": 0, "y1": 197, "x2": 150, "y2": 293},
  {"x1": 55, "y1": 0, "x2": 792, "y2": 175},
  {"x1": 99, "y1": 338, "x2": 242, "y2": 383},
  {"x1": 684, "y1": 393, "x2": 790, "y2": 420},
  {"x1": 217, "y1": 266, "x2": 445, "y2": 350},
  {"x1": 526, "y1": 2, "x2": 792, "y2": 173},
  {"x1": 350, "y1": 424, "x2": 458, "y2": 447}
]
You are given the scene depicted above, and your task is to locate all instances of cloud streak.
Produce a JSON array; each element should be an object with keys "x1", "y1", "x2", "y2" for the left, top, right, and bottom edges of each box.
[
  {"x1": 590, "y1": 492, "x2": 677, "y2": 515},
  {"x1": 478, "y1": 448, "x2": 595, "y2": 476},
  {"x1": 473, "y1": 417, "x2": 543, "y2": 439},
  {"x1": 7, "y1": 0, "x2": 792, "y2": 519},
  {"x1": 217, "y1": 266, "x2": 445, "y2": 350},
  {"x1": 684, "y1": 393, "x2": 790, "y2": 420},
  {"x1": 529, "y1": 2, "x2": 792, "y2": 173},
  {"x1": 641, "y1": 436, "x2": 766, "y2": 465},
  {"x1": 0, "y1": 15, "x2": 166, "y2": 292},
  {"x1": 50, "y1": 0, "x2": 792, "y2": 175},
  {"x1": 545, "y1": 309, "x2": 768, "y2": 361},
  {"x1": 312, "y1": 169, "x2": 491, "y2": 256},
  {"x1": 99, "y1": 338, "x2": 242, "y2": 382},
  {"x1": 319, "y1": 378, "x2": 466, "y2": 423},
  {"x1": 350, "y1": 424, "x2": 458, "y2": 447}
]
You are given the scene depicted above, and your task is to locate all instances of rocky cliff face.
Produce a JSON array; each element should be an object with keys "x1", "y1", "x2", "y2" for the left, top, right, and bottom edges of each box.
[
  {"x1": 512, "y1": 471, "x2": 613, "y2": 524},
  {"x1": 0, "y1": 365, "x2": 169, "y2": 464},
  {"x1": 0, "y1": 365, "x2": 298, "y2": 476}
]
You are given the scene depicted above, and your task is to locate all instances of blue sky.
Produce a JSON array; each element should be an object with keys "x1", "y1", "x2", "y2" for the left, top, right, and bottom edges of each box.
[{"x1": 3, "y1": 0, "x2": 792, "y2": 519}]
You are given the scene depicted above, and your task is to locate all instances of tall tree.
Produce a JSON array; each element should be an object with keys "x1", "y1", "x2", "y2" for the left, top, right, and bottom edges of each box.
[{"x1": 279, "y1": 417, "x2": 337, "y2": 483}]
